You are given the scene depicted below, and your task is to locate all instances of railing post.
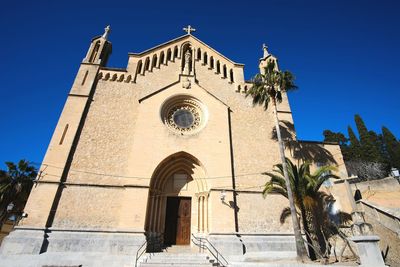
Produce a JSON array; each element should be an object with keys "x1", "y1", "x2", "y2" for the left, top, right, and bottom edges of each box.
[{"x1": 191, "y1": 234, "x2": 228, "y2": 266}]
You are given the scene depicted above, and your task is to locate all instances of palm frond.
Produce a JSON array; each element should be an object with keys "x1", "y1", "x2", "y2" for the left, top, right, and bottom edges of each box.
[
  {"x1": 337, "y1": 211, "x2": 353, "y2": 225},
  {"x1": 246, "y1": 61, "x2": 297, "y2": 109},
  {"x1": 263, "y1": 184, "x2": 288, "y2": 199},
  {"x1": 310, "y1": 166, "x2": 339, "y2": 191},
  {"x1": 263, "y1": 172, "x2": 287, "y2": 189},
  {"x1": 280, "y1": 207, "x2": 291, "y2": 224}
]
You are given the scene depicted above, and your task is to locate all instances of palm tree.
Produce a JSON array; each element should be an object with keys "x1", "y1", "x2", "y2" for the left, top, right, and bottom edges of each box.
[
  {"x1": 263, "y1": 158, "x2": 351, "y2": 260},
  {"x1": 0, "y1": 160, "x2": 37, "y2": 225},
  {"x1": 246, "y1": 60, "x2": 307, "y2": 259}
]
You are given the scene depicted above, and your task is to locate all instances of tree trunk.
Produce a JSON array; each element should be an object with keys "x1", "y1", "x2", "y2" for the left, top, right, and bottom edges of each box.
[
  {"x1": 272, "y1": 99, "x2": 308, "y2": 261},
  {"x1": 300, "y1": 203, "x2": 317, "y2": 260}
]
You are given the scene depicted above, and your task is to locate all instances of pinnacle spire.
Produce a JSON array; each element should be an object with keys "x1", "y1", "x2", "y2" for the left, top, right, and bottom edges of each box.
[
  {"x1": 102, "y1": 25, "x2": 111, "y2": 39},
  {"x1": 262, "y1": 43, "x2": 269, "y2": 58}
]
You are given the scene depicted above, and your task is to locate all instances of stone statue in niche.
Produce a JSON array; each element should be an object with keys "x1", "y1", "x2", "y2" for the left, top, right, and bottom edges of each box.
[{"x1": 183, "y1": 49, "x2": 192, "y2": 75}]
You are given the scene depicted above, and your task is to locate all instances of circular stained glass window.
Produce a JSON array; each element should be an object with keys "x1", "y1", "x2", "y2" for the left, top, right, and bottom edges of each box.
[
  {"x1": 161, "y1": 95, "x2": 208, "y2": 135},
  {"x1": 173, "y1": 109, "x2": 194, "y2": 128}
]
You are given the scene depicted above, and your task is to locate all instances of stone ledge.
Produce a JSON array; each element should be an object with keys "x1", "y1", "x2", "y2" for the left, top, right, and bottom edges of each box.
[{"x1": 0, "y1": 228, "x2": 146, "y2": 256}]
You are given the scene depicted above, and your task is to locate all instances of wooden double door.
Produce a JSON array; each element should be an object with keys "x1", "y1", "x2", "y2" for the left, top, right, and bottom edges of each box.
[{"x1": 164, "y1": 197, "x2": 191, "y2": 245}]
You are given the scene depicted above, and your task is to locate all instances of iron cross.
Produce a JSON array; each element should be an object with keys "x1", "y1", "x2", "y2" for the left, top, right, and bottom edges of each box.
[{"x1": 183, "y1": 25, "x2": 196, "y2": 35}]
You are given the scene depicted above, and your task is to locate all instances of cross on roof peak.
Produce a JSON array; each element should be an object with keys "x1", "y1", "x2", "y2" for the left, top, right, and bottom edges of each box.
[{"x1": 183, "y1": 25, "x2": 196, "y2": 35}]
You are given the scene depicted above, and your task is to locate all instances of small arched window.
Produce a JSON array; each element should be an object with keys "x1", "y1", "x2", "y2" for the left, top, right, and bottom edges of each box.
[
  {"x1": 159, "y1": 52, "x2": 165, "y2": 66},
  {"x1": 144, "y1": 57, "x2": 150, "y2": 71},
  {"x1": 151, "y1": 54, "x2": 158, "y2": 70},
  {"x1": 216, "y1": 61, "x2": 221, "y2": 73},
  {"x1": 81, "y1": 70, "x2": 89, "y2": 85},
  {"x1": 137, "y1": 60, "x2": 143, "y2": 74},
  {"x1": 203, "y1": 52, "x2": 208, "y2": 65},
  {"x1": 229, "y1": 69, "x2": 234, "y2": 82},
  {"x1": 197, "y1": 48, "x2": 202, "y2": 60},
  {"x1": 59, "y1": 124, "x2": 69, "y2": 145},
  {"x1": 210, "y1": 57, "x2": 214, "y2": 69},
  {"x1": 89, "y1": 41, "x2": 101, "y2": 62},
  {"x1": 173, "y1": 46, "x2": 179, "y2": 59},
  {"x1": 223, "y1": 65, "x2": 227, "y2": 78},
  {"x1": 167, "y1": 49, "x2": 172, "y2": 62}
]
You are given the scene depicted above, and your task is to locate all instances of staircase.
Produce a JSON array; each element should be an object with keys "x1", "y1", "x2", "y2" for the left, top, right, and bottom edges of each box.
[{"x1": 138, "y1": 245, "x2": 220, "y2": 267}]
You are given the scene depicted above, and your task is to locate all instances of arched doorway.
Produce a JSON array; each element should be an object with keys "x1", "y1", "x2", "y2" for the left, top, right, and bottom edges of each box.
[{"x1": 145, "y1": 152, "x2": 208, "y2": 248}]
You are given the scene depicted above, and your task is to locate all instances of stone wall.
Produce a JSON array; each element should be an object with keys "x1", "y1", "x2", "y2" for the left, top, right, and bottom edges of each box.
[{"x1": 350, "y1": 177, "x2": 400, "y2": 193}]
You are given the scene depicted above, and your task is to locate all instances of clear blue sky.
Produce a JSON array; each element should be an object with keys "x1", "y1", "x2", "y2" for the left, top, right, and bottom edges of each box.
[{"x1": 1, "y1": 0, "x2": 399, "y2": 168}]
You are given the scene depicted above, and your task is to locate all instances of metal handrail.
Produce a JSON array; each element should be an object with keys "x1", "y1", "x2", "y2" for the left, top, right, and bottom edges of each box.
[
  {"x1": 134, "y1": 239, "x2": 147, "y2": 267},
  {"x1": 191, "y1": 234, "x2": 229, "y2": 267}
]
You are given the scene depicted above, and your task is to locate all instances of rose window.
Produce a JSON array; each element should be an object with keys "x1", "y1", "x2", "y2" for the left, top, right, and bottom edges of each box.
[{"x1": 161, "y1": 95, "x2": 207, "y2": 135}]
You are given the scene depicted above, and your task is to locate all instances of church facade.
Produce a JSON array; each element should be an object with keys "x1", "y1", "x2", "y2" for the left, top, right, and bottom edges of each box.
[{"x1": 0, "y1": 26, "x2": 349, "y2": 265}]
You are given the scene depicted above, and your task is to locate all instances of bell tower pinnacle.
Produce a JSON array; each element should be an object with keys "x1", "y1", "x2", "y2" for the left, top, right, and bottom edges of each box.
[
  {"x1": 83, "y1": 25, "x2": 112, "y2": 66},
  {"x1": 259, "y1": 43, "x2": 278, "y2": 73}
]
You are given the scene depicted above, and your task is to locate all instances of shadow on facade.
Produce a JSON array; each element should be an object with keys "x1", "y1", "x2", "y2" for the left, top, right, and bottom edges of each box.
[{"x1": 271, "y1": 120, "x2": 337, "y2": 165}]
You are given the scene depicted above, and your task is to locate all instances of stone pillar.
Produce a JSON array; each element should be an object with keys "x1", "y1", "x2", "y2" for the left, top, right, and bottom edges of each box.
[
  {"x1": 201, "y1": 196, "x2": 205, "y2": 232},
  {"x1": 191, "y1": 48, "x2": 195, "y2": 75},
  {"x1": 199, "y1": 196, "x2": 204, "y2": 232},
  {"x1": 152, "y1": 196, "x2": 159, "y2": 232},
  {"x1": 141, "y1": 63, "x2": 146, "y2": 75},
  {"x1": 350, "y1": 235, "x2": 386, "y2": 267},
  {"x1": 339, "y1": 178, "x2": 387, "y2": 266},
  {"x1": 148, "y1": 195, "x2": 155, "y2": 232},
  {"x1": 344, "y1": 179, "x2": 357, "y2": 211},
  {"x1": 204, "y1": 195, "x2": 208, "y2": 232}
]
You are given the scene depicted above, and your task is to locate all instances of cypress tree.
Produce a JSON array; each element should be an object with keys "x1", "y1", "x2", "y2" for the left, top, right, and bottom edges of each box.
[
  {"x1": 354, "y1": 114, "x2": 382, "y2": 162},
  {"x1": 368, "y1": 130, "x2": 386, "y2": 163},
  {"x1": 348, "y1": 126, "x2": 361, "y2": 160},
  {"x1": 323, "y1": 130, "x2": 347, "y2": 145},
  {"x1": 382, "y1": 126, "x2": 400, "y2": 168},
  {"x1": 323, "y1": 129, "x2": 350, "y2": 160}
]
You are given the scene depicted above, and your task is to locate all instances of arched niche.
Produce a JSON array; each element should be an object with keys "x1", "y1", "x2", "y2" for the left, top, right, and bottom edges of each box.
[{"x1": 180, "y1": 42, "x2": 193, "y2": 74}]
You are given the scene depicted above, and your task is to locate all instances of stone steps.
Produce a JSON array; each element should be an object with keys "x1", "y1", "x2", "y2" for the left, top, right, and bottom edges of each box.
[
  {"x1": 0, "y1": 253, "x2": 137, "y2": 267},
  {"x1": 140, "y1": 264, "x2": 216, "y2": 267},
  {"x1": 145, "y1": 257, "x2": 213, "y2": 262},
  {"x1": 229, "y1": 263, "x2": 356, "y2": 267},
  {"x1": 139, "y1": 245, "x2": 219, "y2": 267},
  {"x1": 241, "y1": 251, "x2": 298, "y2": 261},
  {"x1": 146, "y1": 253, "x2": 208, "y2": 258}
]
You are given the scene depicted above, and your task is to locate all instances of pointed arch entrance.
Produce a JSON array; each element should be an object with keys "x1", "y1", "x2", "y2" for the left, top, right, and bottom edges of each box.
[{"x1": 145, "y1": 151, "x2": 209, "y2": 246}]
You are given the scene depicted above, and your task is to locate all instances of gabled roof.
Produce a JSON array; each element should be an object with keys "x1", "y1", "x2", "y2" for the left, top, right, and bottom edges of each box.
[{"x1": 128, "y1": 34, "x2": 244, "y2": 67}]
